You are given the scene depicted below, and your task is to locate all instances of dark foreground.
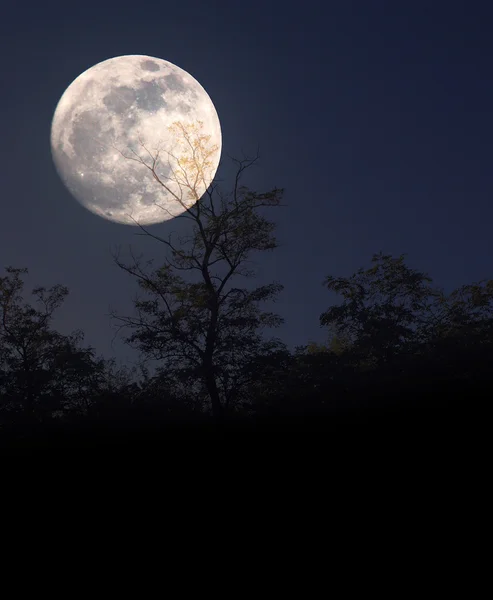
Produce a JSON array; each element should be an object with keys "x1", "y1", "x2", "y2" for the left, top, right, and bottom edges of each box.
[{"x1": 0, "y1": 394, "x2": 474, "y2": 455}]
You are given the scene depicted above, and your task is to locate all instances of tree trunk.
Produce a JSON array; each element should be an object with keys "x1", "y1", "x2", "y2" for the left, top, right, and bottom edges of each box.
[
  {"x1": 203, "y1": 299, "x2": 222, "y2": 421},
  {"x1": 204, "y1": 365, "x2": 222, "y2": 420}
]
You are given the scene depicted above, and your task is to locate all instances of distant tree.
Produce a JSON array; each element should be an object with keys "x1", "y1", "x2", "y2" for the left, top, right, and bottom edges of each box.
[
  {"x1": 319, "y1": 253, "x2": 443, "y2": 365},
  {"x1": 416, "y1": 278, "x2": 493, "y2": 381},
  {"x1": 317, "y1": 253, "x2": 493, "y2": 410},
  {"x1": 112, "y1": 121, "x2": 286, "y2": 418},
  {"x1": 0, "y1": 267, "x2": 105, "y2": 424},
  {"x1": 435, "y1": 279, "x2": 493, "y2": 338}
]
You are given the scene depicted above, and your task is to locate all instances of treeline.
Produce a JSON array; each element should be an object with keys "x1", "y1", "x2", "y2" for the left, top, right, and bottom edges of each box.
[
  {"x1": 2, "y1": 134, "x2": 492, "y2": 445},
  {"x1": 1, "y1": 252, "x2": 491, "y2": 446}
]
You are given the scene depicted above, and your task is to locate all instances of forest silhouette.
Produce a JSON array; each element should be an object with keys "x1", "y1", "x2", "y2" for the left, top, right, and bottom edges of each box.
[
  {"x1": 2, "y1": 125, "x2": 491, "y2": 448},
  {"x1": 1, "y1": 251, "x2": 490, "y2": 449}
]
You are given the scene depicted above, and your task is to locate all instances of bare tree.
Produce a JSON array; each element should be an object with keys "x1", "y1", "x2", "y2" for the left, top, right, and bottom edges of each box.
[{"x1": 111, "y1": 121, "x2": 286, "y2": 418}]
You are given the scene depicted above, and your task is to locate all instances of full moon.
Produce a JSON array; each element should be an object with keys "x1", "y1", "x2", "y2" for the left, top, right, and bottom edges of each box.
[{"x1": 50, "y1": 55, "x2": 222, "y2": 225}]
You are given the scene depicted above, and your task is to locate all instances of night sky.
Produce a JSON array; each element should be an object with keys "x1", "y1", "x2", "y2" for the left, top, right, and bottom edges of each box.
[{"x1": 2, "y1": 1, "x2": 493, "y2": 366}]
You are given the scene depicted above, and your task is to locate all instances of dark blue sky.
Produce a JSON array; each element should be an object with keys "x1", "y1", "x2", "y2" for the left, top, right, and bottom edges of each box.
[{"x1": 2, "y1": 0, "x2": 493, "y2": 364}]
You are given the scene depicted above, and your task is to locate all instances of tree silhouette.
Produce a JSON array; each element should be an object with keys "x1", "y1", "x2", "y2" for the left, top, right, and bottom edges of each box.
[
  {"x1": 111, "y1": 121, "x2": 286, "y2": 418},
  {"x1": 320, "y1": 253, "x2": 442, "y2": 366},
  {"x1": 0, "y1": 267, "x2": 107, "y2": 428},
  {"x1": 1, "y1": 248, "x2": 491, "y2": 447},
  {"x1": 314, "y1": 253, "x2": 493, "y2": 414}
]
